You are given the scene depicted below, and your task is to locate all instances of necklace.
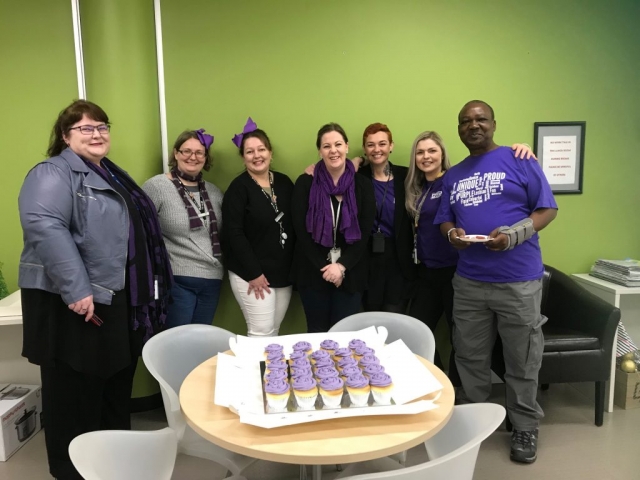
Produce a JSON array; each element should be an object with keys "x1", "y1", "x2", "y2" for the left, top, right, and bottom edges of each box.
[{"x1": 250, "y1": 171, "x2": 287, "y2": 249}]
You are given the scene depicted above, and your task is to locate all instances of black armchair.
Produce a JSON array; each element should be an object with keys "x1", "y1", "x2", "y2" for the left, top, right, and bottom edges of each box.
[{"x1": 492, "y1": 265, "x2": 621, "y2": 427}]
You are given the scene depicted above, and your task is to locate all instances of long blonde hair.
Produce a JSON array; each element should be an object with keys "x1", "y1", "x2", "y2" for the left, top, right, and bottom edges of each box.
[{"x1": 404, "y1": 131, "x2": 452, "y2": 219}]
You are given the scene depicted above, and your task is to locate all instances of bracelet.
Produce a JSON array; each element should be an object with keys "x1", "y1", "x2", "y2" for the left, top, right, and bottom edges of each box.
[{"x1": 446, "y1": 227, "x2": 457, "y2": 243}]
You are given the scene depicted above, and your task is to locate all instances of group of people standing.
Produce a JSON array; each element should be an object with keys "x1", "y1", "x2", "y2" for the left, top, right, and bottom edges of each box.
[{"x1": 18, "y1": 98, "x2": 556, "y2": 479}]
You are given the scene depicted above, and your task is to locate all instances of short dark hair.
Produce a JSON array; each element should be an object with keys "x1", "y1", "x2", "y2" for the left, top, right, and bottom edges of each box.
[
  {"x1": 47, "y1": 100, "x2": 109, "y2": 158},
  {"x1": 316, "y1": 123, "x2": 348, "y2": 149},
  {"x1": 239, "y1": 129, "x2": 273, "y2": 156},
  {"x1": 169, "y1": 130, "x2": 212, "y2": 171},
  {"x1": 362, "y1": 122, "x2": 393, "y2": 146},
  {"x1": 459, "y1": 100, "x2": 495, "y2": 122}
]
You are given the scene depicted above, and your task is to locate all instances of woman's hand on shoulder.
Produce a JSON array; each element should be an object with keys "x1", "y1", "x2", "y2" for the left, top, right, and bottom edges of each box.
[
  {"x1": 247, "y1": 274, "x2": 271, "y2": 300},
  {"x1": 511, "y1": 143, "x2": 537, "y2": 161},
  {"x1": 68, "y1": 295, "x2": 94, "y2": 321}
]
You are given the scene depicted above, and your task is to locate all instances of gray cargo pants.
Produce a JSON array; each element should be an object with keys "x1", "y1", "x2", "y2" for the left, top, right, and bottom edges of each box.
[{"x1": 452, "y1": 273, "x2": 546, "y2": 430}]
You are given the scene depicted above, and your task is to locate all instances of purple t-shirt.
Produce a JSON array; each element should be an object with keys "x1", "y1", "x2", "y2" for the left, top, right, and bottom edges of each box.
[
  {"x1": 416, "y1": 175, "x2": 458, "y2": 269},
  {"x1": 434, "y1": 147, "x2": 557, "y2": 282},
  {"x1": 372, "y1": 178, "x2": 395, "y2": 237}
]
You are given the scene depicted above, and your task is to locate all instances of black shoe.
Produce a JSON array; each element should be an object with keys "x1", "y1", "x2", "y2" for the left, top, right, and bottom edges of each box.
[{"x1": 510, "y1": 428, "x2": 538, "y2": 464}]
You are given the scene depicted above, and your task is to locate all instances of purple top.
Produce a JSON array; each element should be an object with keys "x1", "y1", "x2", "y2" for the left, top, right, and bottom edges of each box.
[
  {"x1": 292, "y1": 358, "x2": 311, "y2": 370},
  {"x1": 416, "y1": 176, "x2": 458, "y2": 268},
  {"x1": 292, "y1": 375, "x2": 317, "y2": 391},
  {"x1": 348, "y1": 339, "x2": 366, "y2": 351},
  {"x1": 264, "y1": 378, "x2": 290, "y2": 394},
  {"x1": 319, "y1": 376, "x2": 344, "y2": 391},
  {"x1": 333, "y1": 347, "x2": 352, "y2": 359},
  {"x1": 363, "y1": 364, "x2": 385, "y2": 376},
  {"x1": 289, "y1": 351, "x2": 307, "y2": 362},
  {"x1": 341, "y1": 365, "x2": 361, "y2": 378},
  {"x1": 434, "y1": 147, "x2": 557, "y2": 282},
  {"x1": 354, "y1": 346, "x2": 375, "y2": 357},
  {"x1": 266, "y1": 360, "x2": 288, "y2": 371},
  {"x1": 346, "y1": 373, "x2": 370, "y2": 388},
  {"x1": 369, "y1": 372, "x2": 393, "y2": 387},
  {"x1": 290, "y1": 366, "x2": 312, "y2": 378},
  {"x1": 264, "y1": 370, "x2": 288, "y2": 383},
  {"x1": 264, "y1": 343, "x2": 284, "y2": 355},
  {"x1": 266, "y1": 351, "x2": 285, "y2": 363},
  {"x1": 315, "y1": 366, "x2": 339, "y2": 379},
  {"x1": 337, "y1": 356, "x2": 358, "y2": 370},
  {"x1": 372, "y1": 178, "x2": 395, "y2": 237},
  {"x1": 320, "y1": 339, "x2": 340, "y2": 351},
  {"x1": 292, "y1": 341, "x2": 312, "y2": 353},
  {"x1": 359, "y1": 354, "x2": 380, "y2": 367},
  {"x1": 310, "y1": 350, "x2": 331, "y2": 362},
  {"x1": 313, "y1": 357, "x2": 335, "y2": 370}
]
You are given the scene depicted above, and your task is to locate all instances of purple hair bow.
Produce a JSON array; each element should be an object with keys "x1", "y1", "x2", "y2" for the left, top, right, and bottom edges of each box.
[
  {"x1": 195, "y1": 128, "x2": 214, "y2": 149},
  {"x1": 231, "y1": 117, "x2": 258, "y2": 148}
]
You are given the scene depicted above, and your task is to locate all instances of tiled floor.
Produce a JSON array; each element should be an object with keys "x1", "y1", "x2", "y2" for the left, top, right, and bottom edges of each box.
[{"x1": 1, "y1": 383, "x2": 637, "y2": 479}]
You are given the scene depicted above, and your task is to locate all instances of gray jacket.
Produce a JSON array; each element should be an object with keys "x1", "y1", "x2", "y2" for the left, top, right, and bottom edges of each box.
[{"x1": 18, "y1": 149, "x2": 129, "y2": 305}]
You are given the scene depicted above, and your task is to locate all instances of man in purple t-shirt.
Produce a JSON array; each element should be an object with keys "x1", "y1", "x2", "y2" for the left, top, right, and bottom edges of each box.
[{"x1": 435, "y1": 100, "x2": 558, "y2": 464}]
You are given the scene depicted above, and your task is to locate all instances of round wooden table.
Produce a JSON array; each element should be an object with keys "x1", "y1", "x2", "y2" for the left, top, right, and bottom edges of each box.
[{"x1": 180, "y1": 353, "x2": 454, "y2": 474}]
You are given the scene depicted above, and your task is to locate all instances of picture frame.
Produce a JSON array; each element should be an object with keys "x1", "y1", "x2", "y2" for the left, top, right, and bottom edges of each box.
[{"x1": 533, "y1": 121, "x2": 586, "y2": 194}]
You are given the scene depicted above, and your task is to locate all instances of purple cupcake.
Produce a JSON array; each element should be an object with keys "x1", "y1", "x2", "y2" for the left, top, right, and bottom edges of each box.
[
  {"x1": 333, "y1": 347, "x2": 353, "y2": 362},
  {"x1": 291, "y1": 357, "x2": 312, "y2": 373},
  {"x1": 337, "y1": 356, "x2": 358, "y2": 372},
  {"x1": 320, "y1": 339, "x2": 340, "y2": 355},
  {"x1": 313, "y1": 357, "x2": 335, "y2": 371},
  {"x1": 265, "y1": 360, "x2": 288, "y2": 376},
  {"x1": 359, "y1": 354, "x2": 380, "y2": 368},
  {"x1": 315, "y1": 366, "x2": 340, "y2": 380},
  {"x1": 369, "y1": 372, "x2": 394, "y2": 405},
  {"x1": 348, "y1": 339, "x2": 366, "y2": 352},
  {"x1": 290, "y1": 366, "x2": 313, "y2": 381},
  {"x1": 264, "y1": 343, "x2": 284, "y2": 358},
  {"x1": 318, "y1": 376, "x2": 344, "y2": 408},
  {"x1": 292, "y1": 375, "x2": 318, "y2": 409},
  {"x1": 345, "y1": 373, "x2": 371, "y2": 406},
  {"x1": 264, "y1": 369, "x2": 288, "y2": 383},
  {"x1": 264, "y1": 378, "x2": 290, "y2": 411},
  {"x1": 362, "y1": 364, "x2": 385, "y2": 378},
  {"x1": 292, "y1": 341, "x2": 313, "y2": 356},
  {"x1": 265, "y1": 350, "x2": 285, "y2": 364},
  {"x1": 340, "y1": 365, "x2": 361, "y2": 379},
  {"x1": 310, "y1": 349, "x2": 331, "y2": 365},
  {"x1": 288, "y1": 350, "x2": 307, "y2": 365},
  {"x1": 354, "y1": 346, "x2": 375, "y2": 361}
]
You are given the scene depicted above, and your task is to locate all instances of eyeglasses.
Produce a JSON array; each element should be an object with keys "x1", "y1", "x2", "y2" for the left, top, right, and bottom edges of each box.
[
  {"x1": 68, "y1": 124, "x2": 110, "y2": 135},
  {"x1": 177, "y1": 149, "x2": 206, "y2": 159}
]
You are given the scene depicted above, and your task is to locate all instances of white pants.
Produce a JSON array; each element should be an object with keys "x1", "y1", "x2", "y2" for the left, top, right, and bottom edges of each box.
[{"x1": 229, "y1": 271, "x2": 292, "y2": 337}]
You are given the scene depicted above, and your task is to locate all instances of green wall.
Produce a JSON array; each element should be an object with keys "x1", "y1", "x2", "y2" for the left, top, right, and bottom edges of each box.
[
  {"x1": 0, "y1": 0, "x2": 77, "y2": 293},
  {"x1": 2, "y1": 1, "x2": 640, "y2": 338}
]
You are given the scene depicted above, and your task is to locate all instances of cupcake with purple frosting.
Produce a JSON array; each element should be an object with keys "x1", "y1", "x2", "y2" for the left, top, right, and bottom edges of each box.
[
  {"x1": 320, "y1": 339, "x2": 340, "y2": 356},
  {"x1": 292, "y1": 375, "x2": 318, "y2": 409},
  {"x1": 291, "y1": 357, "x2": 312, "y2": 374},
  {"x1": 318, "y1": 376, "x2": 344, "y2": 408},
  {"x1": 288, "y1": 350, "x2": 307, "y2": 365},
  {"x1": 333, "y1": 347, "x2": 353, "y2": 363},
  {"x1": 346, "y1": 373, "x2": 371, "y2": 407},
  {"x1": 264, "y1": 369, "x2": 288, "y2": 384},
  {"x1": 336, "y1": 356, "x2": 358, "y2": 373},
  {"x1": 310, "y1": 349, "x2": 331, "y2": 365},
  {"x1": 358, "y1": 354, "x2": 380, "y2": 368},
  {"x1": 369, "y1": 372, "x2": 394, "y2": 405},
  {"x1": 354, "y1": 346, "x2": 375, "y2": 362},
  {"x1": 315, "y1": 366, "x2": 339, "y2": 380},
  {"x1": 340, "y1": 365, "x2": 361, "y2": 380},
  {"x1": 265, "y1": 360, "x2": 288, "y2": 377},
  {"x1": 362, "y1": 363, "x2": 385, "y2": 378},
  {"x1": 313, "y1": 356, "x2": 335, "y2": 372},
  {"x1": 348, "y1": 339, "x2": 366, "y2": 353},
  {"x1": 264, "y1": 343, "x2": 284, "y2": 359},
  {"x1": 292, "y1": 341, "x2": 313, "y2": 356},
  {"x1": 265, "y1": 350, "x2": 285, "y2": 365},
  {"x1": 290, "y1": 366, "x2": 313, "y2": 383},
  {"x1": 264, "y1": 378, "x2": 290, "y2": 411}
]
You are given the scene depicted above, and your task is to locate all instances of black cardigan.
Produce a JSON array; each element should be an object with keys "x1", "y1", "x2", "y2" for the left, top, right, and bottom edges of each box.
[
  {"x1": 221, "y1": 171, "x2": 295, "y2": 287},
  {"x1": 358, "y1": 163, "x2": 417, "y2": 282},
  {"x1": 291, "y1": 173, "x2": 375, "y2": 293}
]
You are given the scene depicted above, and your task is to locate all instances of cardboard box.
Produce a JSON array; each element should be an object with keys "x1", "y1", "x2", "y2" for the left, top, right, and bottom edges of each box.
[
  {"x1": 0, "y1": 385, "x2": 42, "y2": 461},
  {"x1": 614, "y1": 368, "x2": 640, "y2": 410}
]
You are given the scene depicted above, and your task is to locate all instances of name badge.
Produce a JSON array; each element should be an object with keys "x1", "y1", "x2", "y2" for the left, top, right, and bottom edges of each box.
[{"x1": 431, "y1": 191, "x2": 442, "y2": 199}]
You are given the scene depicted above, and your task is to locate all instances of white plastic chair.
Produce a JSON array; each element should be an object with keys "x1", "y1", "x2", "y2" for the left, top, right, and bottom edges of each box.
[
  {"x1": 142, "y1": 324, "x2": 257, "y2": 476},
  {"x1": 68, "y1": 428, "x2": 177, "y2": 480},
  {"x1": 334, "y1": 403, "x2": 506, "y2": 480},
  {"x1": 329, "y1": 312, "x2": 436, "y2": 362}
]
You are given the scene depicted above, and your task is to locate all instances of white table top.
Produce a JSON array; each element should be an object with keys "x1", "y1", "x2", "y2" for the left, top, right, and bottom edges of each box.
[
  {"x1": 0, "y1": 290, "x2": 22, "y2": 326},
  {"x1": 572, "y1": 274, "x2": 640, "y2": 295}
]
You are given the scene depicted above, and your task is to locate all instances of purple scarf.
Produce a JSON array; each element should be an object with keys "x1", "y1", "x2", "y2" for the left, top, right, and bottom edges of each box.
[{"x1": 306, "y1": 160, "x2": 361, "y2": 247}]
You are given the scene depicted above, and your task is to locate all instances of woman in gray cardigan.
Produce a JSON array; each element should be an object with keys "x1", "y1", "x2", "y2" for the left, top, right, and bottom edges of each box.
[{"x1": 143, "y1": 129, "x2": 224, "y2": 328}]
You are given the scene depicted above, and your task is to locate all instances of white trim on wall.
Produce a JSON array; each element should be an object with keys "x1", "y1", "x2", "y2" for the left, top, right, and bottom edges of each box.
[
  {"x1": 153, "y1": 0, "x2": 169, "y2": 173},
  {"x1": 71, "y1": 0, "x2": 86, "y2": 99}
]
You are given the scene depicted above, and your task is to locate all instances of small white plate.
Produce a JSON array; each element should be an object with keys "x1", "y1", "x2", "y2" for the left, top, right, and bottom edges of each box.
[{"x1": 459, "y1": 234, "x2": 491, "y2": 243}]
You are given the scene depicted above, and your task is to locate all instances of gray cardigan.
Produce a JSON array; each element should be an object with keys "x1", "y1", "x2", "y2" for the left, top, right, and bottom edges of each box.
[{"x1": 142, "y1": 174, "x2": 224, "y2": 280}]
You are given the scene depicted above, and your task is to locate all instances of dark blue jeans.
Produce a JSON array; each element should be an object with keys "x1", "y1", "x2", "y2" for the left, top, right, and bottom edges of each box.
[
  {"x1": 166, "y1": 276, "x2": 222, "y2": 328},
  {"x1": 299, "y1": 287, "x2": 362, "y2": 333}
]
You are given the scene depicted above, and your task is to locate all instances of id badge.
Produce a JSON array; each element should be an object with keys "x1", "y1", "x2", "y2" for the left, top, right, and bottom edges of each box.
[
  {"x1": 328, "y1": 247, "x2": 341, "y2": 264},
  {"x1": 371, "y1": 231, "x2": 385, "y2": 253}
]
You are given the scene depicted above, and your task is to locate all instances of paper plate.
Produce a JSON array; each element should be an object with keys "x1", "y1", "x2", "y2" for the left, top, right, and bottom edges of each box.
[{"x1": 459, "y1": 234, "x2": 491, "y2": 243}]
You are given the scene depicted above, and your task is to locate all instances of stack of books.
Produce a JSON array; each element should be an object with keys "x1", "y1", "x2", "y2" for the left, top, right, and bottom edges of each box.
[{"x1": 590, "y1": 259, "x2": 640, "y2": 287}]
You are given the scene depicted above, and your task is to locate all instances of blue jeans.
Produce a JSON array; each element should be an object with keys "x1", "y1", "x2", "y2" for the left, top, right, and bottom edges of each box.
[{"x1": 166, "y1": 276, "x2": 222, "y2": 328}]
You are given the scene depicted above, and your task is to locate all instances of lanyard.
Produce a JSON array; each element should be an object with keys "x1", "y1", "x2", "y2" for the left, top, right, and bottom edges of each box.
[
  {"x1": 330, "y1": 198, "x2": 342, "y2": 249},
  {"x1": 414, "y1": 182, "x2": 433, "y2": 230},
  {"x1": 251, "y1": 171, "x2": 286, "y2": 249}
]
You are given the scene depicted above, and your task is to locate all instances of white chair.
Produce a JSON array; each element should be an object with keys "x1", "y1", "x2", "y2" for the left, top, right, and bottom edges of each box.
[
  {"x1": 142, "y1": 324, "x2": 257, "y2": 477},
  {"x1": 329, "y1": 312, "x2": 436, "y2": 362},
  {"x1": 68, "y1": 428, "x2": 177, "y2": 480},
  {"x1": 335, "y1": 403, "x2": 506, "y2": 480}
]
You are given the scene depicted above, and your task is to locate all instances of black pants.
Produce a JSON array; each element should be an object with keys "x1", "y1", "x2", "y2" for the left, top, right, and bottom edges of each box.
[
  {"x1": 409, "y1": 264, "x2": 460, "y2": 386},
  {"x1": 40, "y1": 360, "x2": 137, "y2": 480},
  {"x1": 363, "y1": 236, "x2": 409, "y2": 313},
  {"x1": 299, "y1": 287, "x2": 362, "y2": 333}
]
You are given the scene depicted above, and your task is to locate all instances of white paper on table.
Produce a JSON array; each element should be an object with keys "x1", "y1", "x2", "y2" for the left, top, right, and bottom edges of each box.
[
  {"x1": 229, "y1": 327, "x2": 386, "y2": 361},
  {"x1": 214, "y1": 353, "x2": 263, "y2": 413}
]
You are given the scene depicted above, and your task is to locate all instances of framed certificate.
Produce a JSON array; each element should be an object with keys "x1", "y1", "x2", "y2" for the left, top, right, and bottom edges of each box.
[{"x1": 533, "y1": 121, "x2": 586, "y2": 194}]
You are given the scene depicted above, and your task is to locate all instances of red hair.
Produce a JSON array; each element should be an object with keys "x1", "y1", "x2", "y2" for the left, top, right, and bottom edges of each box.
[{"x1": 362, "y1": 122, "x2": 393, "y2": 146}]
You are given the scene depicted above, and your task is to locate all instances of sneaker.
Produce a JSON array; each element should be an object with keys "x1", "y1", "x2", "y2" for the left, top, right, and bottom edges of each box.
[{"x1": 510, "y1": 428, "x2": 538, "y2": 463}]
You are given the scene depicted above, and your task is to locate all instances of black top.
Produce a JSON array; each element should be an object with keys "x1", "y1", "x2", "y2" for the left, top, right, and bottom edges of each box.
[
  {"x1": 359, "y1": 163, "x2": 416, "y2": 282},
  {"x1": 221, "y1": 171, "x2": 295, "y2": 288},
  {"x1": 291, "y1": 173, "x2": 375, "y2": 293}
]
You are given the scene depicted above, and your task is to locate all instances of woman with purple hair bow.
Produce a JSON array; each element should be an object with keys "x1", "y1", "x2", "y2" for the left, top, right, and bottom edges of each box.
[
  {"x1": 291, "y1": 123, "x2": 376, "y2": 332},
  {"x1": 142, "y1": 129, "x2": 224, "y2": 328}
]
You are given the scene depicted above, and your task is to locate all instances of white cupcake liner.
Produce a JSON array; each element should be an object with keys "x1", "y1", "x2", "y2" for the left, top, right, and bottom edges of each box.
[
  {"x1": 348, "y1": 391, "x2": 370, "y2": 407},
  {"x1": 266, "y1": 394, "x2": 290, "y2": 412},
  {"x1": 294, "y1": 392, "x2": 318, "y2": 410},
  {"x1": 371, "y1": 388, "x2": 392, "y2": 405},
  {"x1": 320, "y1": 391, "x2": 343, "y2": 408}
]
